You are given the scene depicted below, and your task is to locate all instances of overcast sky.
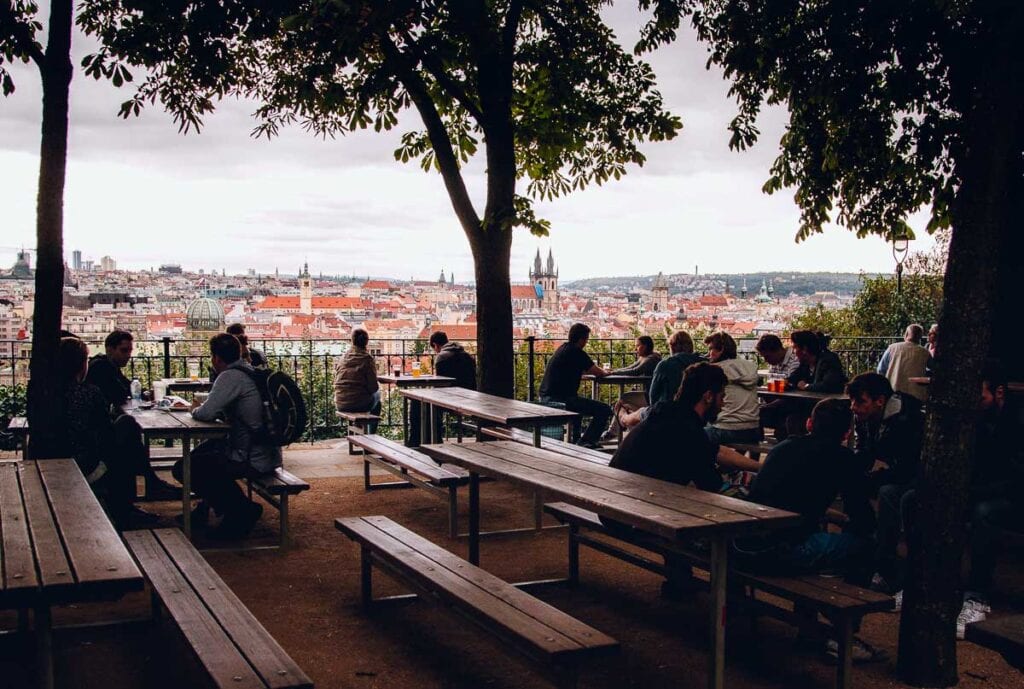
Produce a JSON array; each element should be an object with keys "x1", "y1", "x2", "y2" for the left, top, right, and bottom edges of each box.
[{"x1": 0, "y1": 4, "x2": 935, "y2": 282}]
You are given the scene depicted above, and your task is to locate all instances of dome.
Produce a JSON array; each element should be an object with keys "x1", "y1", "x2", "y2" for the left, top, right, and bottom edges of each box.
[{"x1": 186, "y1": 297, "x2": 225, "y2": 331}]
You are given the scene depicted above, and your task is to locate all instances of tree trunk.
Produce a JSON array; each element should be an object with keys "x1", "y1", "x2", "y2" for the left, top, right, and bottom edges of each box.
[
  {"x1": 897, "y1": 4, "x2": 1024, "y2": 682},
  {"x1": 26, "y1": 0, "x2": 73, "y2": 459},
  {"x1": 470, "y1": 227, "x2": 514, "y2": 397}
]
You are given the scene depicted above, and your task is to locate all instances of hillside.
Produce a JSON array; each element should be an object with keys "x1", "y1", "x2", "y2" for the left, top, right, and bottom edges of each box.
[{"x1": 564, "y1": 271, "x2": 875, "y2": 297}]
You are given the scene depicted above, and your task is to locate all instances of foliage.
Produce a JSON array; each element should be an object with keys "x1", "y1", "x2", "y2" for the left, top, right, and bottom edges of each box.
[
  {"x1": 0, "y1": 1, "x2": 45, "y2": 95},
  {"x1": 0, "y1": 384, "x2": 27, "y2": 451}
]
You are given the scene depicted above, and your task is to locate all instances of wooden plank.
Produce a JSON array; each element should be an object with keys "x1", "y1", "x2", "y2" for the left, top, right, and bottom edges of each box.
[
  {"x1": 123, "y1": 531, "x2": 266, "y2": 689},
  {"x1": 153, "y1": 529, "x2": 313, "y2": 689},
  {"x1": 6, "y1": 417, "x2": 28, "y2": 432},
  {"x1": 966, "y1": 615, "x2": 1024, "y2": 669},
  {"x1": 0, "y1": 463, "x2": 38, "y2": 595},
  {"x1": 19, "y1": 462, "x2": 73, "y2": 592},
  {"x1": 250, "y1": 469, "x2": 310, "y2": 494},
  {"x1": 337, "y1": 516, "x2": 617, "y2": 660},
  {"x1": 349, "y1": 436, "x2": 468, "y2": 484},
  {"x1": 401, "y1": 388, "x2": 578, "y2": 424},
  {"x1": 482, "y1": 427, "x2": 610, "y2": 465},
  {"x1": 37, "y1": 459, "x2": 142, "y2": 592}
]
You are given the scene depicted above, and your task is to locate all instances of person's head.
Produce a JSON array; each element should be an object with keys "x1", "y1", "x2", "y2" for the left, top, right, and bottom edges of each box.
[
  {"x1": 807, "y1": 398, "x2": 853, "y2": 445},
  {"x1": 790, "y1": 330, "x2": 821, "y2": 366},
  {"x1": 57, "y1": 336, "x2": 90, "y2": 384},
  {"x1": 429, "y1": 330, "x2": 449, "y2": 354},
  {"x1": 635, "y1": 335, "x2": 654, "y2": 358},
  {"x1": 209, "y1": 333, "x2": 242, "y2": 373},
  {"x1": 703, "y1": 331, "x2": 737, "y2": 362},
  {"x1": 928, "y1": 323, "x2": 938, "y2": 346},
  {"x1": 567, "y1": 323, "x2": 590, "y2": 348},
  {"x1": 351, "y1": 328, "x2": 369, "y2": 349},
  {"x1": 755, "y1": 334, "x2": 786, "y2": 366},
  {"x1": 846, "y1": 372, "x2": 893, "y2": 422},
  {"x1": 226, "y1": 323, "x2": 249, "y2": 346},
  {"x1": 675, "y1": 362, "x2": 728, "y2": 422},
  {"x1": 905, "y1": 324, "x2": 923, "y2": 343},
  {"x1": 981, "y1": 362, "x2": 1007, "y2": 413},
  {"x1": 668, "y1": 330, "x2": 694, "y2": 354},
  {"x1": 104, "y1": 330, "x2": 134, "y2": 368}
]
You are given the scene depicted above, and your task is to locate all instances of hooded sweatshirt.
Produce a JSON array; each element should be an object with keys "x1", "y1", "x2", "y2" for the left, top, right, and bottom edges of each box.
[
  {"x1": 434, "y1": 342, "x2": 477, "y2": 390},
  {"x1": 711, "y1": 357, "x2": 760, "y2": 430},
  {"x1": 333, "y1": 346, "x2": 379, "y2": 411}
]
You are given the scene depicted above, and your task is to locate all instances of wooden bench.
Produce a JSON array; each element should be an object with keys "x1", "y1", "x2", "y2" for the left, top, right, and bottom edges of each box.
[
  {"x1": 348, "y1": 434, "x2": 470, "y2": 538},
  {"x1": 243, "y1": 467, "x2": 310, "y2": 547},
  {"x1": 543, "y1": 502, "x2": 892, "y2": 689},
  {"x1": 481, "y1": 426, "x2": 611, "y2": 465},
  {"x1": 335, "y1": 516, "x2": 618, "y2": 689},
  {"x1": 966, "y1": 615, "x2": 1024, "y2": 670},
  {"x1": 124, "y1": 528, "x2": 313, "y2": 689},
  {"x1": 336, "y1": 411, "x2": 381, "y2": 454},
  {"x1": 722, "y1": 439, "x2": 778, "y2": 456}
]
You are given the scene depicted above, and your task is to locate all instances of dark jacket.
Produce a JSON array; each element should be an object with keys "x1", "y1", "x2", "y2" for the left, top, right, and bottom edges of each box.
[
  {"x1": 855, "y1": 393, "x2": 924, "y2": 487},
  {"x1": 62, "y1": 381, "x2": 113, "y2": 478},
  {"x1": 612, "y1": 352, "x2": 662, "y2": 377},
  {"x1": 85, "y1": 354, "x2": 131, "y2": 409},
  {"x1": 793, "y1": 350, "x2": 847, "y2": 393},
  {"x1": 648, "y1": 352, "x2": 706, "y2": 405},
  {"x1": 333, "y1": 346, "x2": 379, "y2": 411},
  {"x1": 434, "y1": 342, "x2": 477, "y2": 390},
  {"x1": 972, "y1": 400, "x2": 1024, "y2": 503}
]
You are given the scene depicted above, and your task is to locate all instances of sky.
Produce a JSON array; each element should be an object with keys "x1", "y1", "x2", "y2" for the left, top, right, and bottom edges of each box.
[{"x1": 0, "y1": 4, "x2": 936, "y2": 283}]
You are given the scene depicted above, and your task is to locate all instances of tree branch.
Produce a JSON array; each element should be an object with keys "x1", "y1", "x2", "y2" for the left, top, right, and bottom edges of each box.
[
  {"x1": 399, "y1": 30, "x2": 485, "y2": 124},
  {"x1": 0, "y1": 0, "x2": 45, "y2": 68},
  {"x1": 502, "y1": 0, "x2": 524, "y2": 61}
]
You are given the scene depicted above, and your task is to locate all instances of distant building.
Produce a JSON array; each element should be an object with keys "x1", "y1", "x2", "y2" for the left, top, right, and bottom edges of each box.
[
  {"x1": 528, "y1": 248, "x2": 559, "y2": 313},
  {"x1": 159, "y1": 264, "x2": 183, "y2": 274},
  {"x1": 649, "y1": 272, "x2": 669, "y2": 312},
  {"x1": 183, "y1": 297, "x2": 225, "y2": 356},
  {"x1": 71, "y1": 250, "x2": 82, "y2": 271},
  {"x1": 299, "y1": 261, "x2": 313, "y2": 315},
  {"x1": 100, "y1": 255, "x2": 117, "y2": 272},
  {"x1": 11, "y1": 250, "x2": 32, "y2": 279}
]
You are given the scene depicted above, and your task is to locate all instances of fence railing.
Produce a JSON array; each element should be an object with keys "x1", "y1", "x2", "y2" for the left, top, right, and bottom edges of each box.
[{"x1": 1, "y1": 335, "x2": 901, "y2": 442}]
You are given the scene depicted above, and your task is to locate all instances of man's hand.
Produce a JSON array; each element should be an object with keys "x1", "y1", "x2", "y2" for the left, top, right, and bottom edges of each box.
[{"x1": 796, "y1": 380, "x2": 809, "y2": 390}]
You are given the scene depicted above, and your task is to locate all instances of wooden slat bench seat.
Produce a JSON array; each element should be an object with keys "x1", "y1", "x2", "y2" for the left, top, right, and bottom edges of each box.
[
  {"x1": 244, "y1": 467, "x2": 310, "y2": 547},
  {"x1": 966, "y1": 615, "x2": 1024, "y2": 670},
  {"x1": 336, "y1": 410, "x2": 381, "y2": 454},
  {"x1": 125, "y1": 528, "x2": 313, "y2": 689},
  {"x1": 348, "y1": 434, "x2": 469, "y2": 538},
  {"x1": 481, "y1": 426, "x2": 611, "y2": 465},
  {"x1": 335, "y1": 516, "x2": 618, "y2": 689},
  {"x1": 722, "y1": 440, "x2": 778, "y2": 456},
  {"x1": 543, "y1": 502, "x2": 892, "y2": 689}
]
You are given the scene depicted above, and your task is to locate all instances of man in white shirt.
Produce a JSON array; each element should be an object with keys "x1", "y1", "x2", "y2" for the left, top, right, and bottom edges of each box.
[{"x1": 877, "y1": 324, "x2": 930, "y2": 401}]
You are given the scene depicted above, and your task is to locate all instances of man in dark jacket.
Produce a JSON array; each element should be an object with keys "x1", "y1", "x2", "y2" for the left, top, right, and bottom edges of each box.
[
  {"x1": 847, "y1": 372, "x2": 923, "y2": 592},
  {"x1": 539, "y1": 323, "x2": 611, "y2": 448},
  {"x1": 85, "y1": 329, "x2": 134, "y2": 408},
  {"x1": 429, "y1": 331, "x2": 476, "y2": 389},
  {"x1": 790, "y1": 330, "x2": 848, "y2": 393}
]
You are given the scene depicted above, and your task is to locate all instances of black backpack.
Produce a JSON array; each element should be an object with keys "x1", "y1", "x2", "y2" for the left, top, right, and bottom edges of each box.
[{"x1": 243, "y1": 368, "x2": 307, "y2": 446}]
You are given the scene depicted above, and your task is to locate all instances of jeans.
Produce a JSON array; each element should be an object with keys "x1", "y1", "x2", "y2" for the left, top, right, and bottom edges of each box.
[
  {"x1": 733, "y1": 532, "x2": 874, "y2": 585},
  {"x1": 705, "y1": 426, "x2": 762, "y2": 445},
  {"x1": 547, "y1": 396, "x2": 612, "y2": 445},
  {"x1": 172, "y1": 439, "x2": 258, "y2": 518},
  {"x1": 875, "y1": 482, "x2": 913, "y2": 586}
]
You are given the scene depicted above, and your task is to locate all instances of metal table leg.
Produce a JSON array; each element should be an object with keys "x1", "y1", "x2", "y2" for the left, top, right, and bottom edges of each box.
[
  {"x1": 708, "y1": 535, "x2": 728, "y2": 689},
  {"x1": 35, "y1": 604, "x2": 52, "y2": 689},
  {"x1": 181, "y1": 433, "x2": 192, "y2": 539},
  {"x1": 468, "y1": 473, "x2": 480, "y2": 565}
]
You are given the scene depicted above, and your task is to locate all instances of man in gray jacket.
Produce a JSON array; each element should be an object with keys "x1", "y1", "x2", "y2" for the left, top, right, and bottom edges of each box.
[{"x1": 174, "y1": 333, "x2": 280, "y2": 539}]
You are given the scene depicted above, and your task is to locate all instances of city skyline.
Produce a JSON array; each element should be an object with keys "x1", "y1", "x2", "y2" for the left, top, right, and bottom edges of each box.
[{"x1": 0, "y1": 6, "x2": 937, "y2": 282}]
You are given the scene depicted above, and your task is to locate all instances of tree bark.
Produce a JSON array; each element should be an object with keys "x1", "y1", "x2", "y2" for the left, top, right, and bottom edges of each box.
[
  {"x1": 470, "y1": 226, "x2": 515, "y2": 397},
  {"x1": 26, "y1": 0, "x2": 73, "y2": 459},
  {"x1": 897, "y1": 3, "x2": 1024, "y2": 683}
]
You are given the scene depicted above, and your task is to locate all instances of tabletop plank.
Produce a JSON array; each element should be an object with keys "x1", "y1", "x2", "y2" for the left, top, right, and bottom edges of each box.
[
  {"x1": 0, "y1": 463, "x2": 39, "y2": 594},
  {"x1": 37, "y1": 459, "x2": 142, "y2": 591},
  {"x1": 19, "y1": 462, "x2": 74, "y2": 592},
  {"x1": 756, "y1": 388, "x2": 846, "y2": 402},
  {"x1": 378, "y1": 374, "x2": 456, "y2": 387},
  {"x1": 402, "y1": 388, "x2": 578, "y2": 424}
]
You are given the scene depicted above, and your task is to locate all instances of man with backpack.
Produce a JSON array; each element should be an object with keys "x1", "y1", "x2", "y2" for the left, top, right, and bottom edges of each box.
[{"x1": 174, "y1": 333, "x2": 282, "y2": 539}]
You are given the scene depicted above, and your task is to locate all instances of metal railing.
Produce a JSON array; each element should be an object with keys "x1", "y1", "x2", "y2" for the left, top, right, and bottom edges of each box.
[{"x1": 1, "y1": 335, "x2": 901, "y2": 442}]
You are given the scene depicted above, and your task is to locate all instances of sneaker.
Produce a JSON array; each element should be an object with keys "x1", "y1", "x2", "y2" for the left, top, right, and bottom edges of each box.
[
  {"x1": 599, "y1": 430, "x2": 617, "y2": 443},
  {"x1": 824, "y1": 636, "x2": 885, "y2": 663},
  {"x1": 893, "y1": 590, "x2": 903, "y2": 612},
  {"x1": 208, "y1": 502, "x2": 263, "y2": 541},
  {"x1": 870, "y1": 573, "x2": 899, "y2": 594},
  {"x1": 956, "y1": 599, "x2": 990, "y2": 640},
  {"x1": 146, "y1": 478, "x2": 184, "y2": 501}
]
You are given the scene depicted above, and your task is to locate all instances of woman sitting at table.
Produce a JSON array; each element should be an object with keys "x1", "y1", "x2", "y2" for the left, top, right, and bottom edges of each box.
[
  {"x1": 703, "y1": 331, "x2": 761, "y2": 445},
  {"x1": 56, "y1": 336, "x2": 156, "y2": 530}
]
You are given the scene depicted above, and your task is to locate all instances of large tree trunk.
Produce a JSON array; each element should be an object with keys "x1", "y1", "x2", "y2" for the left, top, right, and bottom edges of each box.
[
  {"x1": 26, "y1": 0, "x2": 73, "y2": 459},
  {"x1": 470, "y1": 226, "x2": 514, "y2": 397},
  {"x1": 897, "y1": 3, "x2": 1024, "y2": 683}
]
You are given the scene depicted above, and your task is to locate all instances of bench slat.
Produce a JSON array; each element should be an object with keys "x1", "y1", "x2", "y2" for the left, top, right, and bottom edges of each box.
[
  {"x1": 337, "y1": 516, "x2": 617, "y2": 660},
  {"x1": 153, "y1": 529, "x2": 313, "y2": 689},
  {"x1": 482, "y1": 427, "x2": 610, "y2": 465},
  {"x1": 124, "y1": 530, "x2": 267, "y2": 689},
  {"x1": 350, "y1": 435, "x2": 468, "y2": 485},
  {"x1": 966, "y1": 615, "x2": 1024, "y2": 669},
  {"x1": 249, "y1": 468, "x2": 310, "y2": 495},
  {"x1": 19, "y1": 462, "x2": 74, "y2": 592},
  {"x1": 0, "y1": 463, "x2": 39, "y2": 594}
]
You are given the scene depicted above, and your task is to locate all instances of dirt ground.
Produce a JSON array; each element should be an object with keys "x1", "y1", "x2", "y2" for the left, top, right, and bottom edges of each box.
[{"x1": 1, "y1": 470, "x2": 1022, "y2": 689}]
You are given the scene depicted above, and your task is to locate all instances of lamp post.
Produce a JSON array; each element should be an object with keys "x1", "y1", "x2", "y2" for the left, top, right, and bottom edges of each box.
[{"x1": 892, "y1": 236, "x2": 910, "y2": 294}]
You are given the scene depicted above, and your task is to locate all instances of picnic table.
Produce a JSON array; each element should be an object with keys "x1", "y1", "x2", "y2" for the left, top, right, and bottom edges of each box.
[
  {"x1": 400, "y1": 387, "x2": 578, "y2": 447},
  {"x1": 419, "y1": 440, "x2": 800, "y2": 689},
  {"x1": 581, "y1": 373, "x2": 651, "y2": 400},
  {"x1": 756, "y1": 387, "x2": 846, "y2": 402},
  {"x1": 908, "y1": 376, "x2": 1024, "y2": 394},
  {"x1": 156, "y1": 377, "x2": 213, "y2": 395},
  {"x1": 377, "y1": 373, "x2": 456, "y2": 443},
  {"x1": 0, "y1": 460, "x2": 144, "y2": 688}
]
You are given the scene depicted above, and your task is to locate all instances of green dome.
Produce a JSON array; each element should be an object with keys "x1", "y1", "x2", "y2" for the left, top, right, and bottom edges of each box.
[{"x1": 186, "y1": 297, "x2": 225, "y2": 331}]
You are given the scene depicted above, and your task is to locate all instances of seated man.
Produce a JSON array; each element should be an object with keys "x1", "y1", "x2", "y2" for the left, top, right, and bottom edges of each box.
[
  {"x1": 877, "y1": 324, "x2": 930, "y2": 402},
  {"x1": 86, "y1": 329, "x2": 181, "y2": 500},
  {"x1": 409, "y1": 331, "x2": 477, "y2": 445},
  {"x1": 333, "y1": 328, "x2": 381, "y2": 433},
  {"x1": 846, "y1": 372, "x2": 923, "y2": 594},
  {"x1": 226, "y1": 322, "x2": 268, "y2": 368},
  {"x1": 790, "y1": 330, "x2": 848, "y2": 393},
  {"x1": 704, "y1": 331, "x2": 761, "y2": 445},
  {"x1": 601, "y1": 335, "x2": 662, "y2": 441},
  {"x1": 756, "y1": 333, "x2": 803, "y2": 440},
  {"x1": 734, "y1": 398, "x2": 873, "y2": 580},
  {"x1": 175, "y1": 334, "x2": 279, "y2": 539},
  {"x1": 539, "y1": 323, "x2": 611, "y2": 448},
  {"x1": 648, "y1": 330, "x2": 705, "y2": 406}
]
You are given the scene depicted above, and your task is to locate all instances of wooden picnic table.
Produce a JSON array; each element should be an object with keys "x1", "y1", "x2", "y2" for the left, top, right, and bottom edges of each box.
[
  {"x1": 419, "y1": 440, "x2": 800, "y2": 689},
  {"x1": 400, "y1": 387, "x2": 578, "y2": 447},
  {"x1": 581, "y1": 373, "x2": 651, "y2": 399},
  {"x1": 0, "y1": 460, "x2": 144, "y2": 688},
  {"x1": 156, "y1": 377, "x2": 213, "y2": 394},
  {"x1": 756, "y1": 387, "x2": 846, "y2": 402},
  {"x1": 130, "y1": 408, "x2": 228, "y2": 539},
  {"x1": 908, "y1": 377, "x2": 1024, "y2": 394},
  {"x1": 377, "y1": 374, "x2": 456, "y2": 442}
]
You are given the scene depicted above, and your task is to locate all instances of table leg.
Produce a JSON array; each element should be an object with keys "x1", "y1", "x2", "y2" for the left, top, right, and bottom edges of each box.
[
  {"x1": 420, "y1": 401, "x2": 430, "y2": 446},
  {"x1": 468, "y1": 473, "x2": 480, "y2": 565},
  {"x1": 533, "y1": 425, "x2": 542, "y2": 447},
  {"x1": 708, "y1": 535, "x2": 728, "y2": 689},
  {"x1": 35, "y1": 604, "x2": 53, "y2": 689},
  {"x1": 181, "y1": 434, "x2": 192, "y2": 539},
  {"x1": 591, "y1": 379, "x2": 598, "y2": 399},
  {"x1": 401, "y1": 389, "x2": 409, "y2": 446}
]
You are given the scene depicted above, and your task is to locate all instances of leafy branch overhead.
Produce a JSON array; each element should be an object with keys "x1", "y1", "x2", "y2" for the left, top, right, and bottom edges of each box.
[{"x1": 78, "y1": 1, "x2": 681, "y2": 235}]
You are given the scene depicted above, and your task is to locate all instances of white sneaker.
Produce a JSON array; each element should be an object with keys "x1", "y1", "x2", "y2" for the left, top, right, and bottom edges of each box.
[
  {"x1": 893, "y1": 590, "x2": 903, "y2": 612},
  {"x1": 824, "y1": 636, "x2": 883, "y2": 663},
  {"x1": 955, "y1": 599, "x2": 990, "y2": 640}
]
